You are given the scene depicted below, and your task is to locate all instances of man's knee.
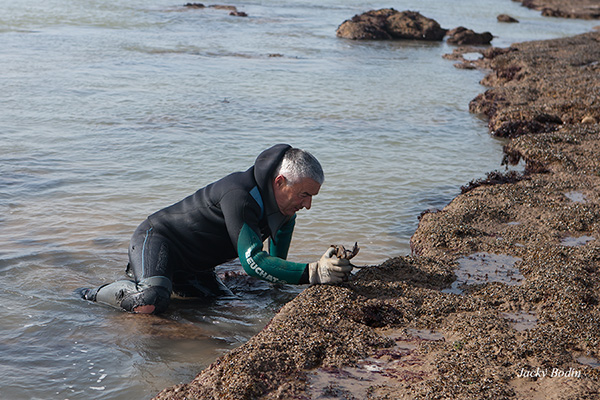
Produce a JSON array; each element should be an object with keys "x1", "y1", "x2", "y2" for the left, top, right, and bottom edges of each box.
[
  {"x1": 120, "y1": 285, "x2": 171, "y2": 314},
  {"x1": 122, "y1": 276, "x2": 172, "y2": 314},
  {"x1": 92, "y1": 276, "x2": 173, "y2": 314}
]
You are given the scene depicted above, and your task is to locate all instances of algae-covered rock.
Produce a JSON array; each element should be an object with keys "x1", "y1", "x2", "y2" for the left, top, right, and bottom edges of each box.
[{"x1": 336, "y1": 9, "x2": 447, "y2": 41}]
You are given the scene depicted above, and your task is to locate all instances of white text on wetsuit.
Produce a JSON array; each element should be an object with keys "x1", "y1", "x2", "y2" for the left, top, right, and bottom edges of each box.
[{"x1": 245, "y1": 248, "x2": 282, "y2": 283}]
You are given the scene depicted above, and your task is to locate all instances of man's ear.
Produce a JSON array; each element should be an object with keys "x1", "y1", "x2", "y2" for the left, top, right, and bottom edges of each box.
[{"x1": 274, "y1": 174, "x2": 286, "y2": 187}]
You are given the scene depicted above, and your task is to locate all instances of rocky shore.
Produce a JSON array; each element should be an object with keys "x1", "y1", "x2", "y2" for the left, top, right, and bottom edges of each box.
[
  {"x1": 154, "y1": 16, "x2": 600, "y2": 400},
  {"x1": 515, "y1": 0, "x2": 600, "y2": 19}
]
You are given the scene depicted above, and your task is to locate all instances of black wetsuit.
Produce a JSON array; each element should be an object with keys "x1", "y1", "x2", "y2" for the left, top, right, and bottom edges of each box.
[{"x1": 86, "y1": 144, "x2": 310, "y2": 313}]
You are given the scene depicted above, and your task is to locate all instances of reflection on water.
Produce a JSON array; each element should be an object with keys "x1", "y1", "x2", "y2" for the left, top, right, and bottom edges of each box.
[
  {"x1": 2, "y1": 0, "x2": 598, "y2": 398},
  {"x1": 564, "y1": 191, "x2": 587, "y2": 203},
  {"x1": 443, "y1": 252, "x2": 524, "y2": 295},
  {"x1": 500, "y1": 311, "x2": 538, "y2": 332},
  {"x1": 576, "y1": 355, "x2": 600, "y2": 369},
  {"x1": 560, "y1": 235, "x2": 595, "y2": 247},
  {"x1": 307, "y1": 327, "x2": 445, "y2": 397}
]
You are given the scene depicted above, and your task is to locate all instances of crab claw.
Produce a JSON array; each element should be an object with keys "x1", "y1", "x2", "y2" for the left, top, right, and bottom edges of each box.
[{"x1": 349, "y1": 242, "x2": 360, "y2": 259}]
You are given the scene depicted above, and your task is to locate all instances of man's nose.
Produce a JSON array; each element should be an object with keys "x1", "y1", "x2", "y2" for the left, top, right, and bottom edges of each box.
[{"x1": 302, "y1": 197, "x2": 312, "y2": 210}]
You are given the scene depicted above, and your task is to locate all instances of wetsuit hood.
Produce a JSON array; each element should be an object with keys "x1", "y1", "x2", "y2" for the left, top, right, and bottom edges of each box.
[
  {"x1": 253, "y1": 144, "x2": 292, "y2": 241},
  {"x1": 253, "y1": 143, "x2": 291, "y2": 191}
]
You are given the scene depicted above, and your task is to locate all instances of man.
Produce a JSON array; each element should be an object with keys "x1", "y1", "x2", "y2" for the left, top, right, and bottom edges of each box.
[{"x1": 80, "y1": 144, "x2": 352, "y2": 314}]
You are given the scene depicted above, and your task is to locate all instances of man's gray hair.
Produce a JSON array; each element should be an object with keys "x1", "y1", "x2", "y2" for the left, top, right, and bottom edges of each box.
[{"x1": 275, "y1": 148, "x2": 324, "y2": 185}]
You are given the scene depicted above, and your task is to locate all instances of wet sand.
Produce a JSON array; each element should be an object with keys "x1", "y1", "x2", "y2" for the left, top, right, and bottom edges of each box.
[{"x1": 154, "y1": 15, "x2": 600, "y2": 400}]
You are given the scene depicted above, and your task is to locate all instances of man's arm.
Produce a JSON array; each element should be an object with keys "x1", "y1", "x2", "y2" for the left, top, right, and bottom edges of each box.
[
  {"x1": 237, "y1": 222, "x2": 309, "y2": 284},
  {"x1": 269, "y1": 214, "x2": 295, "y2": 260},
  {"x1": 223, "y1": 190, "x2": 349, "y2": 285}
]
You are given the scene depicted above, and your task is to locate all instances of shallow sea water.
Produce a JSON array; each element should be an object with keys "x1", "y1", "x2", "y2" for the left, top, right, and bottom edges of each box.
[{"x1": 1, "y1": 0, "x2": 598, "y2": 398}]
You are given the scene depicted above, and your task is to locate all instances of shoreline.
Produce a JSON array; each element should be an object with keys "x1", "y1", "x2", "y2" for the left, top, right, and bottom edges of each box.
[
  {"x1": 154, "y1": 26, "x2": 600, "y2": 400},
  {"x1": 514, "y1": 0, "x2": 600, "y2": 19}
]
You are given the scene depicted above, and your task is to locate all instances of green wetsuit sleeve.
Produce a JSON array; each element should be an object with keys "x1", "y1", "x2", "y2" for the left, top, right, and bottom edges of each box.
[
  {"x1": 269, "y1": 214, "x2": 296, "y2": 259},
  {"x1": 238, "y1": 222, "x2": 308, "y2": 284}
]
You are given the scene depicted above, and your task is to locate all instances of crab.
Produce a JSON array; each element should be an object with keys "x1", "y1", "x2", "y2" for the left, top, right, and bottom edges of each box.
[
  {"x1": 331, "y1": 242, "x2": 360, "y2": 261},
  {"x1": 331, "y1": 242, "x2": 363, "y2": 276}
]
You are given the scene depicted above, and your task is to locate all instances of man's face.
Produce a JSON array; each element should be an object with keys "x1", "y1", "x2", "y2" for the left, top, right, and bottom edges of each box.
[{"x1": 272, "y1": 175, "x2": 321, "y2": 216}]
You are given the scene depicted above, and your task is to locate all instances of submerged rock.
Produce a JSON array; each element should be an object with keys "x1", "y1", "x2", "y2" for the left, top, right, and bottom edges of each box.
[
  {"x1": 447, "y1": 26, "x2": 493, "y2": 45},
  {"x1": 209, "y1": 4, "x2": 237, "y2": 11},
  {"x1": 336, "y1": 9, "x2": 447, "y2": 41},
  {"x1": 497, "y1": 14, "x2": 519, "y2": 23},
  {"x1": 184, "y1": 3, "x2": 248, "y2": 17}
]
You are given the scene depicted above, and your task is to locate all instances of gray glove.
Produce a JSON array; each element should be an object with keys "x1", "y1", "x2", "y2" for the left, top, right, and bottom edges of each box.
[{"x1": 308, "y1": 247, "x2": 353, "y2": 284}]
